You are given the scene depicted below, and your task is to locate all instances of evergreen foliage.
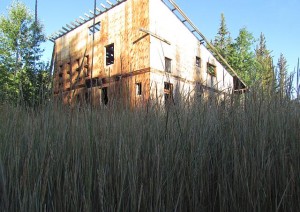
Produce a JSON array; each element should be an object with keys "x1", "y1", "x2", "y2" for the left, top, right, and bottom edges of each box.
[{"x1": 213, "y1": 13, "x2": 292, "y2": 91}]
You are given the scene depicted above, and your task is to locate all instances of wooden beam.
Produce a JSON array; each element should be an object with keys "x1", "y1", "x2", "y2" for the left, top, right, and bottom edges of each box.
[
  {"x1": 84, "y1": 13, "x2": 91, "y2": 18},
  {"x1": 66, "y1": 24, "x2": 73, "y2": 30},
  {"x1": 75, "y1": 19, "x2": 83, "y2": 25},
  {"x1": 96, "y1": 7, "x2": 101, "y2": 12},
  {"x1": 165, "y1": 0, "x2": 247, "y2": 87},
  {"x1": 53, "y1": 32, "x2": 60, "y2": 37},
  {"x1": 101, "y1": 3, "x2": 107, "y2": 9},
  {"x1": 62, "y1": 27, "x2": 69, "y2": 32},
  {"x1": 79, "y1": 16, "x2": 86, "y2": 21},
  {"x1": 139, "y1": 28, "x2": 171, "y2": 45},
  {"x1": 106, "y1": 0, "x2": 113, "y2": 6},
  {"x1": 71, "y1": 22, "x2": 78, "y2": 27}
]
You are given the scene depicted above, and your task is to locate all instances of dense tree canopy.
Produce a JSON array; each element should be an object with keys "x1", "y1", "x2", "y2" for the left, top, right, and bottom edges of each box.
[
  {"x1": 213, "y1": 13, "x2": 292, "y2": 91},
  {"x1": 0, "y1": 1, "x2": 50, "y2": 106}
]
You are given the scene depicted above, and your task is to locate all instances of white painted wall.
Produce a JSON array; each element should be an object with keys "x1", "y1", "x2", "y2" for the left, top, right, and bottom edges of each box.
[{"x1": 149, "y1": 0, "x2": 234, "y2": 102}]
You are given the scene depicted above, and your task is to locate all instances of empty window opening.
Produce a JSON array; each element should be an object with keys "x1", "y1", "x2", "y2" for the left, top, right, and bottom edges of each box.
[
  {"x1": 85, "y1": 78, "x2": 98, "y2": 88},
  {"x1": 196, "y1": 56, "x2": 201, "y2": 67},
  {"x1": 165, "y1": 57, "x2": 172, "y2": 73},
  {"x1": 136, "y1": 83, "x2": 142, "y2": 96},
  {"x1": 207, "y1": 63, "x2": 216, "y2": 76},
  {"x1": 164, "y1": 82, "x2": 173, "y2": 103},
  {"x1": 89, "y1": 22, "x2": 101, "y2": 35},
  {"x1": 207, "y1": 63, "x2": 216, "y2": 88},
  {"x1": 101, "y1": 87, "x2": 108, "y2": 105},
  {"x1": 106, "y1": 44, "x2": 114, "y2": 66},
  {"x1": 164, "y1": 82, "x2": 172, "y2": 90}
]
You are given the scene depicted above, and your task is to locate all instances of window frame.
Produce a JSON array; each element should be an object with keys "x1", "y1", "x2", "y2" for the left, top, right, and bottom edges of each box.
[
  {"x1": 196, "y1": 56, "x2": 201, "y2": 67},
  {"x1": 165, "y1": 57, "x2": 172, "y2": 73},
  {"x1": 164, "y1": 82, "x2": 173, "y2": 103},
  {"x1": 136, "y1": 82, "x2": 142, "y2": 96},
  {"x1": 88, "y1": 22, "x2": 101, "y2": 35},
  {"x1": 105, "y1": 43, "x2": 114, "y2": 66},
  {"x1": 207, "y1": 63, "x2": 216, "y2": 77}
]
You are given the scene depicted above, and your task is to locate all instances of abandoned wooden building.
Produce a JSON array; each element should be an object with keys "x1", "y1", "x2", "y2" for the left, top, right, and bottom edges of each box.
[{"x1": 49, "y1": 0, "x2": 246, "y2": 106}]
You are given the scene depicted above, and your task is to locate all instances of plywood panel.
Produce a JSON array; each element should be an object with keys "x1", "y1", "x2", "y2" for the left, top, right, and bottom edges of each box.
[{"x1": 53, "y1": 0, "x2": 151, "y2": 106}]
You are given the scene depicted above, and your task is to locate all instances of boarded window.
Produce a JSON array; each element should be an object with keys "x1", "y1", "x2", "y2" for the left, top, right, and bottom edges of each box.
[
  {"x1": 196, "y1": 56, "x2": 201, "y2": 67},
  {"x1": 106, "y1": 44, "x2": 114, "y2": 66},
  {"x1": 165, "y1": 57, "x2": 171, "y2": 73},
  {"x1": 136, "y1": 83, "x2": 142, "y2": 96},
  {"x1": 89, "y1": 22, "x2": 101, "y2": 35},
  {"x1": 101, "y1": 87, "x2": 108, "y2": 105}
]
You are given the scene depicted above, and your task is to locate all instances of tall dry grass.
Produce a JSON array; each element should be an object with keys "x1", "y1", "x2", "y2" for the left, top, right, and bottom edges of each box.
[{"x1": 0, "y1": 89, "x2": 299, "y2": 211}]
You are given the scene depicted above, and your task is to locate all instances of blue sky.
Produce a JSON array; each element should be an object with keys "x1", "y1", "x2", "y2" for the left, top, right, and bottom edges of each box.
[{"x1": 1, "y1": 0, "x2": 300, "y2": 74}]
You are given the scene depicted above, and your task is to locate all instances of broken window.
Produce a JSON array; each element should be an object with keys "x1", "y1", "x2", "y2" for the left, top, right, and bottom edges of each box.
[
  {"x1": 89, "y1": 22, "x2": 101, "y2": 35},
  {"x1": 164, "y1": 82, "x2": 173, "y2": 103},
  {"x1": 106, "y1": 44, "x2": 114, "y2": 66},
  {"x1": 101, "y1": 87, "x2": 108, "y2": 105},
  {"x1": 136, "y1": 83, "x2": 142, "y2": 96},
  {"x1": 196, "y1": 56, "x2": 201, "y2": 67},
  {"x1": 165, "y1": 57, "x2": 171, "y2": 73}
]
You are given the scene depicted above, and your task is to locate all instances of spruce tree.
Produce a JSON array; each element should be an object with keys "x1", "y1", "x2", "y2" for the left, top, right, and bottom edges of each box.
[
  {"x1": 255, "y1": 33, "x2": 274, "y2": 88},
  {"x1": 213, "y1": 13, "x2": 232, "y2": 60}
]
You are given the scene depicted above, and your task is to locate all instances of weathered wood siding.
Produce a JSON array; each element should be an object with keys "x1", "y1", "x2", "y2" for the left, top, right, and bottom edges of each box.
[{"x1": 53, "y1": 0, "x2": 151, "y2": 105}]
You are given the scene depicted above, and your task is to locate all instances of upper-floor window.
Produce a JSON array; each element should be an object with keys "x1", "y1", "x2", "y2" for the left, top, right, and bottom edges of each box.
[
  {"x1": 89, "y1": 22, "x2": 101, "y2": 35},
  {"x1": 207, "y1": 63, "x2": 217, "y2": 88},
  {"x1": 165, "y1": 57, "x2": 172, "y2": 73},
  {"x1": 207, "y1": 63, "x2": 216, "y2": 76},
  {"x1": 196, "y1": 56, "x2": 201, "y2": 67},
  {"x1": 106, "y1": 44, "x2": 114, "y2": 66}
]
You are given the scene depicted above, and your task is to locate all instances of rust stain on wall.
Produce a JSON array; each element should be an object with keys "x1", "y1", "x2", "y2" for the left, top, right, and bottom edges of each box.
[{"x1": 53, "y1": 0, "x2": 150, "y2": 106}]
